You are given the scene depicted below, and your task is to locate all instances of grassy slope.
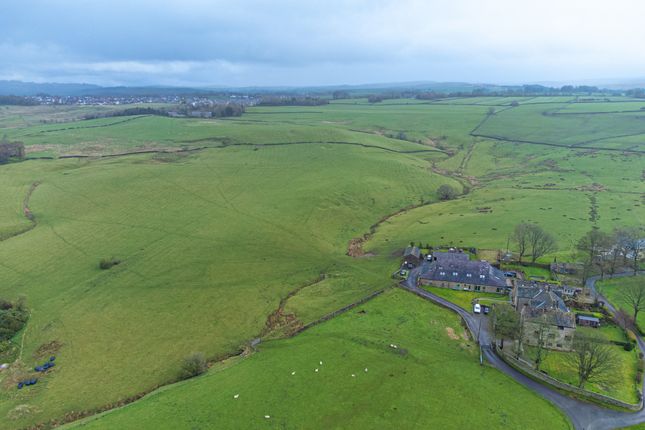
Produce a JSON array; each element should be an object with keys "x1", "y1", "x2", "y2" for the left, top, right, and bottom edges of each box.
[
  {"x1": 0, "y1": 96, "x2": 643, "y2": 427},
  {"x1": 598, "y1": 276, "x2": 645, "y2": 328},
  {"x1": 475, "y1": 103, "x2": 645, "y2": 149},
  {"x1": 68, "y1": 290, "x2": 571, "y2": 430},
  {"x1": 0, "y1": 144, "x2": 458, "y2": 428}
]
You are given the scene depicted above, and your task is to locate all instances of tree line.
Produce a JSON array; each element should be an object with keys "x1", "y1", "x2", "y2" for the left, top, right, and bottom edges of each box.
[
  {"x1": 83, "y1": 103, "x2": 245, "y2": 120},
  {"x1": 0, "y1": 95, "x2": 39, "y2": 106},
  {"x1": 257, "y1": 96, "x2": 329, "y2": 106},
  {"x1": 0, "y1": 135, "x2": 26, "y2": 164}
]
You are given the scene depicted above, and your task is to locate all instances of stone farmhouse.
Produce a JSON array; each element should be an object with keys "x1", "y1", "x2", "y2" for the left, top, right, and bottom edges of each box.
[
  {"x1": 512, "y1": 281, "x2": 576, "y2": 351},
  {"x1": 419, "y1": 251, "x2": 512, "y2": 294}
]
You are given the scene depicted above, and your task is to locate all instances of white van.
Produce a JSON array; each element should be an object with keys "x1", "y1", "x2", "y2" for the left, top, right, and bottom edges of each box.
[{"x1": 473, "y1": 303, "x2": 481, "y2": 314}]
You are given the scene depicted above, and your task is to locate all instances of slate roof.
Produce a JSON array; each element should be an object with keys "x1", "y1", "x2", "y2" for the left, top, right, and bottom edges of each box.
[
  {"x1": 419, "y1": 258, "x2": 509, "y2": 288},
  {"x1": 432, "y1": 251, "x2": 469, "y2": 263},
  {"x1": 403, "y1": 246, "x2": 421, "y2": 260},
  {"x1": 524, "y1": 307, "x2": 576, "y2": 328},
  {"x1": 516, "y1": 286, "x2": 568, "y2": 313},
  {"x1": 577, "y1": 315, "x2": 600, "y2": 323}
]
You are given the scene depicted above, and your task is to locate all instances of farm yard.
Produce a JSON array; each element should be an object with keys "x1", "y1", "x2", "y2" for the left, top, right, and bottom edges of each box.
[{"x1": 0, "y1": 95, "x2": 643, "y2": 429}]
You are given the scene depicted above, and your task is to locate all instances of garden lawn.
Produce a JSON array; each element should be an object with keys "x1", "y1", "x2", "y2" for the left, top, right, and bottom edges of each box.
[
  {"x1": 67, "y1": 289, "x2": 571, "y2": 430},
  {"x1": 421, "y1": 286, "x2": 507, "y2": 311},
  {"x1": 525, "y1": 327, "x2": 640, "y2": 404}
]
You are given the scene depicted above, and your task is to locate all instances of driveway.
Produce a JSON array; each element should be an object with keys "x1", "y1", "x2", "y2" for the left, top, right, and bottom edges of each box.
[{"x1": 402, "y1": 265, "x2": 645, "y2": 430}]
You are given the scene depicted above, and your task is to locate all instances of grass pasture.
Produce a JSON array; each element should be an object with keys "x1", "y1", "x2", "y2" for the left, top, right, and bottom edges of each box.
[
  {"x1": 0, "y1": 96, "x2": 643, "y2": 428},
  {"x1": 68, "y1": 290, "x2": 571, "y2": 430},
  {"x1": 0, "y1": 143, "x2": 458, "y2": 428}
]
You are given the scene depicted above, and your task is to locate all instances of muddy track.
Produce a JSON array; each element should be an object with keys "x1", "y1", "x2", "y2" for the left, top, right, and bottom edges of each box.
[
  {"x1": 0, "y1": 181, "x2": 40, "y2": 243},
  {"x1": 260, "y1": 274, "x2": 327, "y2": 337}
]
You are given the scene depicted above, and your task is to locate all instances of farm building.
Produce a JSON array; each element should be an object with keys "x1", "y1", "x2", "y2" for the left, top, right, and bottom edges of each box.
[
  {"x1": 418, "y1": 251, "x2": 511, "y2": 294},
  {"x1": 576, "y1": 315, "x2": 601, "y2": 328},
  {"x1": 403, "y1": 246, "x2": 422, "y2": 266}
]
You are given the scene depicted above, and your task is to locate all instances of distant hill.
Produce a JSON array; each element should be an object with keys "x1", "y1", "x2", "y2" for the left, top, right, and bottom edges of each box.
[
  {"x1": 0, "y1": 80, "x2": 213, "y2": 97},
  {"x1": 0, "y1": 80, "x2": 102, "y2": 96}
]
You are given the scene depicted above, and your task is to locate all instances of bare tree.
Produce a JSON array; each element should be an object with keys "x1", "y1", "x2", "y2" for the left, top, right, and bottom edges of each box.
[
  {"x1": 527, "y1": 225, "x2": 557, "y2": 263},
  {"x1": 617, "y1": 281, "x2": 645, "y2": 322},
  {"x1": 566, "y1": 332, "x2": 617, "y2": 389},
  {"x1": 491, "y1": 303, "x2": 520, "y2": 349},
  {"x1": 608, "y1": 229, "x2": 630, "y2": 275},
  {"x1": 613, "y1": 308, "x2": 635, "y2": 331},
  {"x1": 576, "y1": 229, "x2": 611, "y2": 286},
  {"x1": 622, "y1": 228, "x2": 644, "y2": 275},
  {"x1": 532, "y1": 314, "x2": 550, "y2": 371},
  {"x1": 513, "y1": 223, "x2": 531, "y2": 263}
]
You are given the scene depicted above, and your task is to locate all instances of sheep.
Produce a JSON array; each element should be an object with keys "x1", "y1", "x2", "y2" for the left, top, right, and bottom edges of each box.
[
  {"x1": 314, "y1": 368, "x2": 319, "y2": 373},
  {"x1": 264, "y1": 415, "x2": 271, "y2": 419},
  {"x1": 233, "y1": 394, "x2": 239, "y2": 399},
  {"x1": 291, "y1": 371, "x2": 296, "y2": 375}
]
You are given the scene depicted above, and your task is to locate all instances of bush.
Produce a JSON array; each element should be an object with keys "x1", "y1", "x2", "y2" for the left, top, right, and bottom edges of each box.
[
  {"x1": 625, "y1": 342, "x2": 636, "y2": 351},
  {"x1": 180, "y1": 352, "x2": 208, "y2": 379},
  {"x1": 0, "y1": 297, "x2": 29, "y2": 341},
  {"x1": 99, "y1": 257, "x2": 121, "y2": 270},
  {"x1": 437, "y1": 184, "x2": 458, "y2": 201}
]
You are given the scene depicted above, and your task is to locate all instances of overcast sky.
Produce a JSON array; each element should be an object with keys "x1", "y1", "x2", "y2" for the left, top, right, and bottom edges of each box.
[{"x1": 1, "y1": 0, "x2": 644, "y2": 87}]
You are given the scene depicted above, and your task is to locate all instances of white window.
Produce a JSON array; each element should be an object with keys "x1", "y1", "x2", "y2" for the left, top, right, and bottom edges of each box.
[
  {"x1": 479, "y1": 275, "x2": 485, "y2": 279},
  {"x1": 452, "y1": 272, "x2": 458, "y2": 276},
  {"x1": 439, "y1": 271, "x2": 446, "y2": 276},
  {"x1": 466, "y1": 273, "x2": 472, "y2": 278}
]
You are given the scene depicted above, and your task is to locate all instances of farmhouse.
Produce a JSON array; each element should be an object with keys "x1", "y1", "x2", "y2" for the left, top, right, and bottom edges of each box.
[
  {"x1": 522, "y1": 307, "x2": 576, "y2": 351},
  {"x1": 419, "y1": 251, "x2": 511, "y2": 294},
  {"x1": 513, "y1": 282, "x2": 576, "y2": 351}
]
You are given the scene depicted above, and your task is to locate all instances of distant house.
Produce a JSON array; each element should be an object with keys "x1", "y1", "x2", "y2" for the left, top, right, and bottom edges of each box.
[
  {"x1": 419, "y1": 251, "x2": 511, "y2": 294},
  {"x1": 576, "y1": 315, "x2": 601, "y2": 328},
  {"x1": 403, "y1": 246, "x2": 421, "y2": 266}
]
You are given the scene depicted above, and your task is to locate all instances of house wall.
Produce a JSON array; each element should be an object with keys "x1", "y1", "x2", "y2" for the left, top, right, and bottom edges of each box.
[
  {"x1": 523, "y1": 320, "x2": 574, "y2": 351},
  {"x1": 419, "y1": 279, "x2": 508, "y2": 294}
]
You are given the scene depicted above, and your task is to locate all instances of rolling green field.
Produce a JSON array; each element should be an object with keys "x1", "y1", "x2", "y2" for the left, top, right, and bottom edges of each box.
[
  {"x1": 68, "y1": 290, "x2": 571, "y2": 430},
  {"x1": 0, "y1": 96, "x2": 643, "y2": 428}
]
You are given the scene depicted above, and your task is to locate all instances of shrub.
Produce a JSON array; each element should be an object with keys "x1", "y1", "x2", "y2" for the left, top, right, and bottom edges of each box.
[
  {"x1": 180, "y1": 352, "x2": 208, "y2": 379},
  {"x1": 99, "y1": 257, "x2": 121, "y2": 270},
  {"x1": 437, "y1": 184, "x2": 458, "y2": 201},
  {"x1": 0, "y1": 297, "x2": 29, "y2": 341},
  {"x1": 625, "y1": 342, "x2": 636, "y2": 351}
]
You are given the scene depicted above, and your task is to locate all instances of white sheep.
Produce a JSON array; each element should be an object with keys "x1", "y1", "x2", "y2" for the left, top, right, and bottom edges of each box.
[{"x1": 233, "y1": 394, "x2": 239, "y2": 399}]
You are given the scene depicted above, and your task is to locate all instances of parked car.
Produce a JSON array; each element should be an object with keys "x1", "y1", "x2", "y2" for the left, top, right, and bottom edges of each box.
[
  {"x1": 483, "y1": 305, "x2": 490, "y2": 315},
  {"x1": 473, "y1": 303, "x2": 481, "y2": 314}
]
